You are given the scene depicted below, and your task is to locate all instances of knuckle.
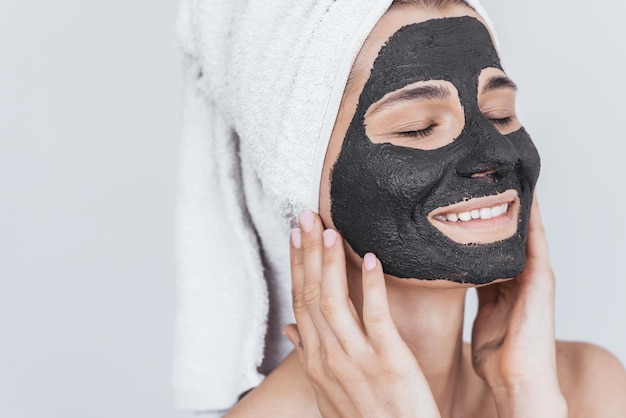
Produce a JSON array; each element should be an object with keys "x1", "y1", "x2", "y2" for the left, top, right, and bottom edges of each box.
[
  {"x1": 363, "y1": 280, "x2": 384, "y2": 298},
  {"x1": 377, "y1": 356, "x2": 411, "y2": 381},
  {"x1": 291, "y1": 292, "x2": 307, "y2": 313},
  {"x1": 322, "y1": 246, "x2": 338, "y2": 264},
  {"x1": 291, "y1": 285, "x2": 307, "y2": 310},
  {"x1": 304, "y1": 358, "x2": 323, "y2": 382},
  {"x1": 301, "y1": 236, "x2": 322, "y2": 254},
  {"x1": 290, "y1": 252, "x2": 304, "y2": 268},
  {"x1": 318, "y1": 295, "x2": 339, "y2": 319},
  {"x1": 302, "y1": 282, "x2": 320, "y2": 305},
  {"x1": 324, "y1": 352, "x2": 349, "y2": 380},
  {"x1": 366, "y1": 309, "x2": 387, "y2": 326},
  {"x1": 352, "y1": 343, "x2": 374, "y2": 360},
  {"x1": 363, "y1": 275, "x2": 382, "y2": 290}
]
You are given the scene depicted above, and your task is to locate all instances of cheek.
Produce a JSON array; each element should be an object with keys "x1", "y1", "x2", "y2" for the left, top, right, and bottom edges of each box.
[
  {"x1": 331, "y1": 138, "x2": 454, "y2": 227},
  {"x1": 373, "y1": 148, "x2": 449, "y2": 204}
]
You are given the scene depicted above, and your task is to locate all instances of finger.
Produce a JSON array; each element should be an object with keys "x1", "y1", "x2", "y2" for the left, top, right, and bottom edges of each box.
[
  {"x1": 298, "y1": 211, "x2": 341, "y2": 350},
  {"x1": 526, "y1": 193, "x2": 550, "y2": 265},
  {"x1": 282, "y1": 323, "x2": 304, "y2": 365},
  {"x1": 517, "y1": 194, "x2": 557, "y2": 339},
  {"x1": 360, "y1": 253, "x2": 402, "y2": 351},
  {"x1": 284, "y1": 321, "x2": 345, "y2": 418},
  {"x1": 319, "y1": 229, "x2": 367, "y2": 351},
  {"x1": 520, "y1": 194, "x2": 555, "y2": 296},
  {"x1": 290, "y1": 227, "x2": 320, "y2": 354},
  {"x1": 475, "y1": 282, "x2": 500, "y2": 308}
]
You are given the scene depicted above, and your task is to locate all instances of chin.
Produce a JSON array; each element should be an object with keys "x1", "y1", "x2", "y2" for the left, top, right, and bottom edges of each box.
[
  {"x1": 376, "y1": 238, "x2": 528, "y2": 285},
  {"x1": 384, "y1": 272, "x2": 516, "y2": 289}
]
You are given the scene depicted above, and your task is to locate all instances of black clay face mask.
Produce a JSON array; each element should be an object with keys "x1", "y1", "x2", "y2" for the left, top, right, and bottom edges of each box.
[{"x1": 330, "y1": 17, "x2": 540, "y2": 284}]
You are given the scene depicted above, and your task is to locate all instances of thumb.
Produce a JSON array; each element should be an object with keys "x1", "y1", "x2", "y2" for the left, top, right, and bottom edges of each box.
[{"x1": 282, "y1": 323, "x2": 304, "y2": 364}]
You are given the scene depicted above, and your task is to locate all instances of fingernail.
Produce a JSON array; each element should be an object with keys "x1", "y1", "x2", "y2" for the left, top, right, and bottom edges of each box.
[
  {"x1": 291, "y1": 228, "x2": 301, "y2": 249},
  {"x1": 299, "y1": 211, "x2": 314, "y2": 232},
  {"x1": 322, "y1": 229, "x2": 337, "y2": 248},
  {"x1": 364, "y1": 252, "x2": 377, "y2": 270}
]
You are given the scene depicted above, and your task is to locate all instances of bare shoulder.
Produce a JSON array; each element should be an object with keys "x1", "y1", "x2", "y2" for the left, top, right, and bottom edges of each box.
[
  {"x1": 556, "y1": 340, "x2": 626, "y2": 417},
  {"x1": 224, "y1": 350, "x2": 320, "y2": 417}
]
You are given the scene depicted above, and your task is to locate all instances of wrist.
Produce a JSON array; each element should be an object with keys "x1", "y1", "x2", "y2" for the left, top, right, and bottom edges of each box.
[{"x1": 490, "y1": 382, "x2": 567, "y2": 418}]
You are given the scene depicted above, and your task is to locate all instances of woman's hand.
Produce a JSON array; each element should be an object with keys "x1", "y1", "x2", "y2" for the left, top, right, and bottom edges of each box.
[
  {"x1": 471, "y1": 195, "x2": 568, "y2": 417},
  {"x1": 283, "y1": 210, "x2": 440, "y2": 418}
]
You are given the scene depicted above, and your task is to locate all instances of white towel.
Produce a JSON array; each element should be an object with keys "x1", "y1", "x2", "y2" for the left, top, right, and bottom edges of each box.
[{"x1": 172, "y1": 0, "x2": 498, "y2": 414}]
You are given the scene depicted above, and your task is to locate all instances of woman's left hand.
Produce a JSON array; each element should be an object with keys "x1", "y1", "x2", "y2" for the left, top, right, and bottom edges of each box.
[{"x1": 471, "y1": 195, "x2": 568, "y2": 417}]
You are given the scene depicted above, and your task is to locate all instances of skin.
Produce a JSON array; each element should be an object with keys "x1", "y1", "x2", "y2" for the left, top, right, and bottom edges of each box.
[
  {"x1": 329, "y1": 15, "x2": 540, "y2": 283},
  {"x1": 225, "y1": 4, "x2": 626, "y2": 417}
]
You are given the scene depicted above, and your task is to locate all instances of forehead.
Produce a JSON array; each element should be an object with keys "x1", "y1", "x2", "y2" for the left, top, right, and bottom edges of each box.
[
  {"x1": 349, "y1": 5, "x2": 498, "y2": 96},
  {"x1": 361, "y1": 17, "x2": 501, "y2": 106}
]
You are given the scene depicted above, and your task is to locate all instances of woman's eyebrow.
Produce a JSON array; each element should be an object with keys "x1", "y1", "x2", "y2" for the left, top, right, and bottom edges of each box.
[
  {"x1": 368, "y1": 84, "x2": 451, "y2": 115},
  {"x1": 481, "y1": 75, "x2": 518, "y2": 93}
]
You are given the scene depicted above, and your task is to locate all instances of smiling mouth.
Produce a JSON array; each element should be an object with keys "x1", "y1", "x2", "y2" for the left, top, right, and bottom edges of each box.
[{"x1": 427, "y1": 189, "x2": 520, "y2": 244}]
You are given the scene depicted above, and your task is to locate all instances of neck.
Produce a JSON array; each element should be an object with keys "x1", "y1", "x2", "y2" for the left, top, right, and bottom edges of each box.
[{"x1": 347, "y1": 262, "x2": 472, "y2": 417}]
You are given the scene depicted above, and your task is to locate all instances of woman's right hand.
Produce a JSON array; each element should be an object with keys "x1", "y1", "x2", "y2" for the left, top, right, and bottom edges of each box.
[
  {"x1": 470, "y1": 196, "x2": 567, "y2": 417},
  {"x1": 283, "y1": 210, "x2": 440, "y2": 418}
]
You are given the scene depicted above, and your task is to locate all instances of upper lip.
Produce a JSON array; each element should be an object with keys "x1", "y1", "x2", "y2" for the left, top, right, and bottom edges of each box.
[{"x1": 428, "y1": 189, "x2": 518, "y2": 218}]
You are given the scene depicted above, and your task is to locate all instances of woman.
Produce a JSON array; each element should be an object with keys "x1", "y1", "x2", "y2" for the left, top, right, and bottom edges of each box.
[{"x1": 222, "y1": 0, "x2": 626, "y2": 416}]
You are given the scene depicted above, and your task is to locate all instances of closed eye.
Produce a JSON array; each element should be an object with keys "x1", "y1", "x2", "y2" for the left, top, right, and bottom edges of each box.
[
  {"x1": 489, "y1": 116, "x2": 513, "y2": 126},
  {"x1": 396, "y1": 125, "x2": 435, "y2": 138}
]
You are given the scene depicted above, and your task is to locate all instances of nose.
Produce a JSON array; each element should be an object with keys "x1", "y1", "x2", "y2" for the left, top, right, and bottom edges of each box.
[{"x1": 455, "y1": 123, "x2": 518, "y2": 181}]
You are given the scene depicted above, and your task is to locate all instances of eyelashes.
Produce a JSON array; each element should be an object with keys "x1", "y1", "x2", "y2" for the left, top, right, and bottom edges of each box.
[
  {"x1": 396, "y1": 116, "x2": 515, "y2": 139},
  {"x1": 489, "y1": 116, "x2": 514, "y2": 126},
  {"x1": 396, "y1": 125, "x2": 435, "y2": 138}
]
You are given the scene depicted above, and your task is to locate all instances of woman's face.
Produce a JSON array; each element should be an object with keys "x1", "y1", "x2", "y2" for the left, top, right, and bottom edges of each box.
[{"x1": 318, "y1": 4, "x2": 540, "y2": 286}]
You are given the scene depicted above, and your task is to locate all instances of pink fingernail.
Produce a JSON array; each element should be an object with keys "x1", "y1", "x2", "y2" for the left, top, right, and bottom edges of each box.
[
  {"x1": 291, "y1": 228, "x2": 301, "y2": 249},
  {"x1": 364, "y1": 253, "x2": 377, "y2": 270},
  {"x1": 322, "y1": 229, "x2": 337, "y2": 248},
  {"x1": 299, "y1": 211, "x2": 315, "y2": 232}
]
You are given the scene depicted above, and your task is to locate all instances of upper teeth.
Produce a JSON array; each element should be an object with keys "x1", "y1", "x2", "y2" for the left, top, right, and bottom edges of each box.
[{"x1": 435, "y1": 202, "x2": 509, "y2": 223}]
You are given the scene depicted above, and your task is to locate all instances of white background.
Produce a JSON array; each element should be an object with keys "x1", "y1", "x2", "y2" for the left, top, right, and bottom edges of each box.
[
  {"x1": 0, "y1": 1, "x2": 189, "y2": 417},
  {"x1": 0, "y1": 1, "x2": 624, "y2": 417}
]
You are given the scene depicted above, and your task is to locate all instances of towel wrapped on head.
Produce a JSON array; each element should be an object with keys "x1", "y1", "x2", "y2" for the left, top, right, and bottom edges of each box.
[{"x1": 172, "y1": 0, "x2": 498, "y2": 414}]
